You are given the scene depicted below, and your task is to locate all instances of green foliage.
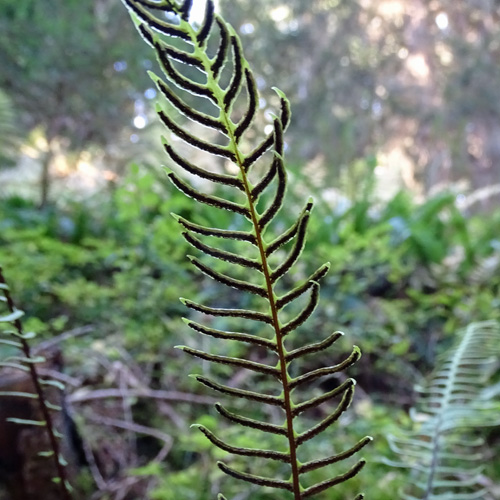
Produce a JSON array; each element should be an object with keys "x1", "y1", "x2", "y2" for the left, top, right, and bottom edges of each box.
[
  {"x1": 121, "y1": 0, "x2": 371, "y2": 498},
  {"x1": 0, "y1": 0, "x2": 162, "y2": 205},
  {"x1": 385, "y1": 321, "x2": 500, "y2": 500},
  {"x1": 1, "y1": 172, "x2": 498, "y2": 498},
  {"x1": 0, "y1": 0, "x2": 152, "y2": 143},
  {"x1": 295, "y1": 185, "x2": 500, "y2": 384},
  {"x1": 0, "y1": 168, "x2": 194, "y2": 360}
]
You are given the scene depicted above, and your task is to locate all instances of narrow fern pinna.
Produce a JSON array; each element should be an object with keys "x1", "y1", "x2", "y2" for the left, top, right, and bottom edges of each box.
[{"x1": 122, "y1": 1, "x2": 371, "y2": 497}]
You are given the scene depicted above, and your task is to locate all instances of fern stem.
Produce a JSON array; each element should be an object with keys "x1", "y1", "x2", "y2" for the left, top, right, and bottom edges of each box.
[
  {"x1": 236, "y1": 137, "x2": 302, "y2": 500},
  {"x1": 226, "y1": 78, "x2": 302, "y2": 500},
  {"x1": 183, "y1": 22, "x2": 302, "y2": 500},
  {"x1": 423, "y1": 414, "x2": 442, "y2": 500},
  {"x1": 235, "y1": 162, "x2": 302, "y2": 498},
  {"x1": 0, "y1": 268, "x2": 72, "y2": 500},
  {"x1": 423, "y1": 327, "x2": 468, "y2": 500}
]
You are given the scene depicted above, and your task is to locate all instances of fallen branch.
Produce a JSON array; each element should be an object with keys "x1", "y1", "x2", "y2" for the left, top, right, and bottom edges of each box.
[
  {"x1": 84, "y1": 413, "x2": 173, "y2": 449},
  {"x1": 34, "y1": 325, "x2": 95, "y2": 353},
  {"x1": 69, "y1": 388, "x2": 216, "y2": 405}
]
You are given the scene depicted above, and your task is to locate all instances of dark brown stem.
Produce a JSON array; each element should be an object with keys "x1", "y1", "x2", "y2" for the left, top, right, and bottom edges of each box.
[
  {"x1": 245, "y1": 189, "x2": 302, "y2": 500},
  {"x1": 0, "y1": 267, "x2": 73, "y2": 500}
]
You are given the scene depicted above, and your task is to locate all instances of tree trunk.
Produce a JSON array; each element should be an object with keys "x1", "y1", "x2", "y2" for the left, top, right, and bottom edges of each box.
[{"x1": 39, "y1": 144, "x2": 54, "y2": 209}]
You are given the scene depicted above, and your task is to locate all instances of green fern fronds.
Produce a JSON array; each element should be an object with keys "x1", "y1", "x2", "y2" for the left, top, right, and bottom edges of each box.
[
  {"x1": 0, "y1": 266, "x2": 72, "y2": 499},
  {"x1": 121, "y1": 1, "x2": 371, "y2": 498},
  {"x1": 385, "y1": 320, "x2": 500, "y2": 500}
]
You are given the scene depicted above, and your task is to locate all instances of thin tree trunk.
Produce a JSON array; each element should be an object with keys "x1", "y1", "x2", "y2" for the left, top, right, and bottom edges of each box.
[{"x1": 39, "y1": 144, "x2": 54, "y2": 209}]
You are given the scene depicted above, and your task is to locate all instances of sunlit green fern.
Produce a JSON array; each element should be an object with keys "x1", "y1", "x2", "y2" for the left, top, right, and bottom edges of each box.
[
  {"x1": 385, "y1": 320, "x2": 500, "y2": 500},
  {"x1": 121, "y1": 1, "x2": 371, "y2": 498}
]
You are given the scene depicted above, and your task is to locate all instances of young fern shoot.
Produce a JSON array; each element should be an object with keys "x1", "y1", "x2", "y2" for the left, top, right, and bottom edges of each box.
[{"x1": 121, "y1": 1, "x2": 371, "y2": 498}]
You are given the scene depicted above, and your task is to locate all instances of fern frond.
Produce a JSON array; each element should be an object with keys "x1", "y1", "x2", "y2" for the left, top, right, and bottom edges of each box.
[
  {"x1": 280, "y1": 282, "x2": 320, "y2": 336},
  {"x1": 0, "y1": 267, "x2": 72, "y2": 500},
  {"x1": 386, "y1": 320, "x2": 500, "y2": 499},
  {"x1": 121, "y1": 1, "x2": 370, "y2": 497}
]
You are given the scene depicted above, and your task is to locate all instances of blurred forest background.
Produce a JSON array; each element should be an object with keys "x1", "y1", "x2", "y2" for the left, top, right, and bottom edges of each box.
[{"x1": 0, "y1": 0, "x2": 499, "y2": 499}]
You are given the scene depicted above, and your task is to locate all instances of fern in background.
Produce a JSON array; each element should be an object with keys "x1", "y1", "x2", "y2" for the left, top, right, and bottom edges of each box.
[
  {"x1": 385, "y1": 320, "x2": 500, "y2": 500},
  {"x1": 0, "y1": 89, "x2": 19, "y2": 168},
  {"x1": 121, "y1": 0, "x2": 371, "y2": 498},
  {"x1": 0, "y1": 266, "x2": 72, "y2": 500}
]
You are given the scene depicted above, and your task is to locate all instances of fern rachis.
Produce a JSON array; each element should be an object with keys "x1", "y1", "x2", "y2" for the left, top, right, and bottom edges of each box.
[{"x1": 121, "y1": 1, "x2": 371, "y2": 498}]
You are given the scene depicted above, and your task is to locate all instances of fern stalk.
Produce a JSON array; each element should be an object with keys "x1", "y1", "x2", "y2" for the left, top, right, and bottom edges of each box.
[
  {"x1": 121, "y1": 1, "x2": 370, "y2": 497},
  {"x1": 0, "y1": 267, "x2": 72, "y2": 500}
]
